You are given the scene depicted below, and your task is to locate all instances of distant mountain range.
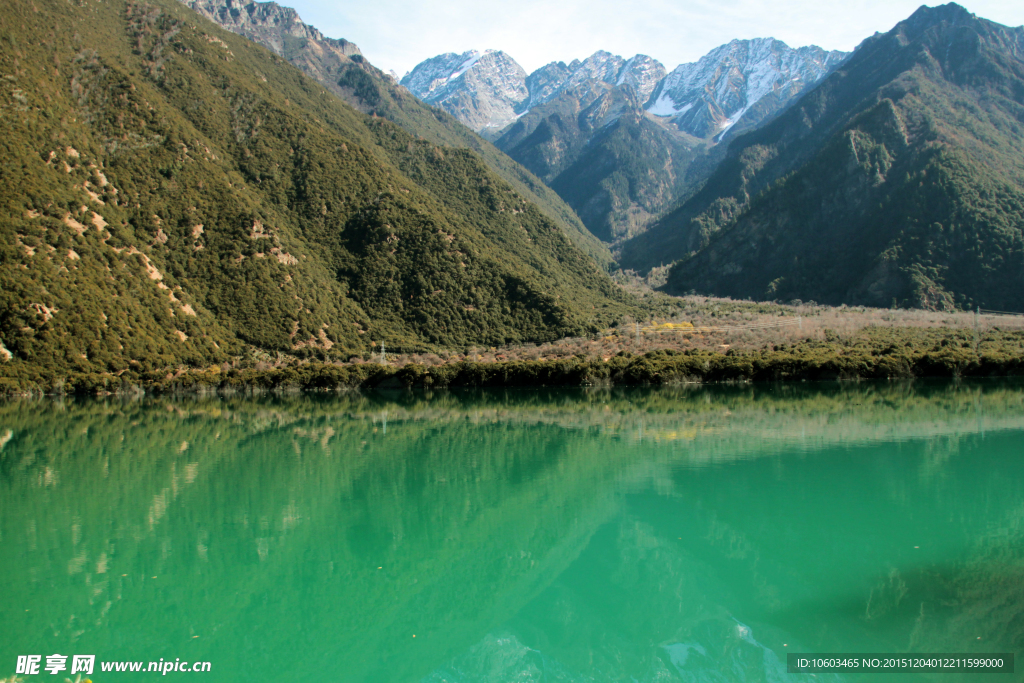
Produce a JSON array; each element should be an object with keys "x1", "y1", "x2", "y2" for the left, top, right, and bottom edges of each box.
[
  {"x1": 401, "y1": 41, "x2": 848, "y2": 242},
  {"x1": 627, "y1": 3, "x2": 1024, "y2": 311},
  {"x1": 402, "y1": 41, "x2": 847, "y2": 141},
  {"x1": 400, "y1": 5, "x2": 1024, "y2": 313}
]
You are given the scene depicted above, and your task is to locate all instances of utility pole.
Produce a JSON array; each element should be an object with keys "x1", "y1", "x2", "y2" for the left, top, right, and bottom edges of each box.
[{"x1": 380, "y1": 341, "x2": 386, "y2": 364}]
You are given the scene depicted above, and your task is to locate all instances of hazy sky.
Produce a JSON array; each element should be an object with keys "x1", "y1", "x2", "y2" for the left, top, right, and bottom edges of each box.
[{"x1": 282, "y1": 0, "x2": 1024, "y2": 76}]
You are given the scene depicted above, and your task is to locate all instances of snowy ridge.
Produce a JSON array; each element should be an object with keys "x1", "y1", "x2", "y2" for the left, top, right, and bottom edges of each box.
[
  {"x1": 647, "y1": 38, "x2": 848, "y2": 137},
  {"x1": 449, "y1": 51, "x2": 487, "y2": 82},
  {"x1": 400, "y1": 49, "x2": 529, "y2": 131},
  {"x1": 523, "y1": 51, "x2": 665, "y2": 110},
  {"x1": 402, "y1": 49, "x2": 666, "y2": 133},
  {"x1": 401, "y1": 39, "x2": 847, "y2": 138}
]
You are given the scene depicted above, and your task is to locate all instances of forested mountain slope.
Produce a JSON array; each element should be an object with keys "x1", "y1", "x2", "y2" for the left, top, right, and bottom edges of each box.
[
  {"x1": 622, "y1": 4, "x2": 1024, "y2": 311},
  {"x1": 178, "y1": 0, "x2": 612, "y2": 266},
  {"x1": 0, "y1": 0, "x2": 634, "y2": 380}
]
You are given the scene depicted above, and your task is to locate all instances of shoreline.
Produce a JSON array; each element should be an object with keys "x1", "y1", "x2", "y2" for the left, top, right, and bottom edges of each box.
[{"x1": 3, "y1": 334, "x2": 1023, "y2": 397}]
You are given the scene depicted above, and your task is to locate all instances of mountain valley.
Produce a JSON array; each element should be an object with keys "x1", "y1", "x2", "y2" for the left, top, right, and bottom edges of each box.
[
  {"x1": 2, "y1": 0, "x2": 1024, "y2": 391},
  {"x1": 179, "y1": 0, "x2": 612, "y2": 266},
  {"x1": 403, "y1": 41, "x2": 848, "y2": 242},
  {"x1": 625, "y1": 4, "x2": 1024, "y2": 312},
  {"x1": 400, "y1": 3, "x2": 1024, "y2": 313}
]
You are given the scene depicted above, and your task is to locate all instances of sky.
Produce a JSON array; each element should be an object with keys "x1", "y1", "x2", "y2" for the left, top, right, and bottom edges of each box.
[{"x1": 283, "y1": 0, "x2": 1024, "y2": 76}]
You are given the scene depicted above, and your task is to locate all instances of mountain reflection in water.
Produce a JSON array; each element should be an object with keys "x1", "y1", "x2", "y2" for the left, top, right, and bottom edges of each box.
[{"x1": 0, "y1": 382, "x2": 1021, "y2": 682}]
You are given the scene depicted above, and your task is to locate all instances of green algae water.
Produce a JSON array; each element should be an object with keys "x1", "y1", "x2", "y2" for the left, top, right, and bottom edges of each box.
[{"x1": 1, "y1": 382, "x2": 1022, "y2": 682}]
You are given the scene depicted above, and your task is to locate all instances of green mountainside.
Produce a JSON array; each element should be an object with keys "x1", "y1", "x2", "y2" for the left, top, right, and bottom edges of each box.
[
  {"x1": 494, "y1": 84, "x2": 709, "y2": 243},
  {"x1": 334, "y1": 65, "x2": 615, "y2": 266},
  {"x1": 0, "y1": 0, "x2": 635, "y2": 380},
  {"x1": 180, "y1": 0, "x2": 612, "y2": 267},
  {"x1": 622, "y1": 4, "x2": 1024, "y2": 311}
]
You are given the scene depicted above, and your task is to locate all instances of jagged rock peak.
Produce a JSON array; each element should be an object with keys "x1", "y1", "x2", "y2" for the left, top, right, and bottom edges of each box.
[
  {"x1": 646, "y1": 37, "x2": 848, "y2": 138},
  {"x1": 180, "y1": 0, "x2": 360, "y2": 57},
  {"x1": 525, "y1": 51, "x2": 666, "y2": 109},
  {"x1": 617, "y1": 54, "x2": 667, "y2": 104},
  {"x1": 401, "y1": 48, "x2": 666, "y2": 133},
  {"x1": 400, "y1": 50, "x2": 528, "y2": 102},
  {"x1": 400, "y1": 50, "x2": 529, "y2": 131}
]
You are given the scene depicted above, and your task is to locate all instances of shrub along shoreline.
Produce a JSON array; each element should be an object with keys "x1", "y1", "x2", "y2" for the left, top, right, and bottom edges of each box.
[{"x1": 2, "y1": 326, "x2": 1023, "y2": 396}]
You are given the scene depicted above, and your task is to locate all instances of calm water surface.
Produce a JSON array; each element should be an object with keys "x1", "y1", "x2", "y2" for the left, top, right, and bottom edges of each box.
[{"x1": 1, "y1": 382, "x2": 1022, "y2": 682}]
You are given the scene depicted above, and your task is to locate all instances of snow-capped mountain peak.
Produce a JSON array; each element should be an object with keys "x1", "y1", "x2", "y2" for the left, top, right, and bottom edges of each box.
[
  {"x1": 401, "y1": 39, "x2": 847, "y2": 139},
  {"x1": 400, "y1": 49, "x2": 528, "y2": 131},
  {"x1": 646, "y1": 38, "x2": 848, "y2": 137}
]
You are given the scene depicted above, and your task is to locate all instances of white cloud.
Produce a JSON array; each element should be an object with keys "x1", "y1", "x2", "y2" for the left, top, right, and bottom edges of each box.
[{"x1": 285, "y1": 0, "x2": 1024, "y2": 76}]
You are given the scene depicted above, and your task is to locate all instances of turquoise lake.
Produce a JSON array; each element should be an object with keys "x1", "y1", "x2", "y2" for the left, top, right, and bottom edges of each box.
[{"x1": 0, "y1": 382, "x2": 1022, "y2": 682}]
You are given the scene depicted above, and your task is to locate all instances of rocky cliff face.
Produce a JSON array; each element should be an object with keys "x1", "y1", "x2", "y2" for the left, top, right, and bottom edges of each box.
[
  {"x1": 180, "y1": 0, "x2": 362, "y2": 92},
  {"x1": 179, "y1": 0, "x2": 373, "y2": 122},
  {"x1": 182, "y1": 0, "x2": 360, "y2": 57},
  {"x1": 647, "y1": 38, "x2": 848, "y2": 139},
  {"x1": 400, "y1": 50, "x2": 529, "y2": 133},
  {"x1": 402, "y1": 49, "x2": 668, "y2": 134}
]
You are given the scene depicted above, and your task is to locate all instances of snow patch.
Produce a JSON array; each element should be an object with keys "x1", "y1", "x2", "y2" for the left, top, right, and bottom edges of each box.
[
  {"x1": 719, "y1": 104, "x2": 751, "y2": 133},
  {"x1": 448, "y1": 50, "x2": 488, "y2": 82},
  {"x1": 647, "y1": 92, "x2": 692, "y2": 117}
]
